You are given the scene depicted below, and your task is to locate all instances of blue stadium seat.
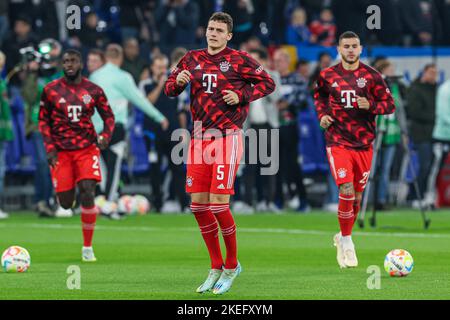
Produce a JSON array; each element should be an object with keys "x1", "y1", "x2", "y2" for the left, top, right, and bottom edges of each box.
[
  {"x1": 297, "y1": 107, "x2": 328, "y2": 174},
  {"x1": 122, "y1": 107, "x2": 150, "y2": 175}
]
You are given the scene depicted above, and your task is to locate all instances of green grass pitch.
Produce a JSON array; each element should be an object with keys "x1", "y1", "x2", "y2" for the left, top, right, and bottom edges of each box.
[{"x1": 1, "y1": 209, "x2": 450, "y2": 300}]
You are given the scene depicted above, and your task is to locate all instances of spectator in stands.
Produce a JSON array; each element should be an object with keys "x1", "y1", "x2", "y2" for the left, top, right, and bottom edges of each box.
[
  {"x1": 240, "y1": 47, "x2": 281, "y2": 213},
  {"x1": 155, "y1": 0, "x2": 200, "y2": 53},
  {"x1": 309, "y1": 51, "x2": 332, "y2": 92},
  {"x1": 140, "y1": 53, "x2": 187, "y2": 213},
  {"x1": 89, "y1": 44, "x2": 168, "y2": 218},
  {"x1": 399, "y1": 0, "x2": 441, "y2": 46},
  {"x1": 1, "y1": 15, "x2": 38, "y2": 87},
  {"x1": 0, "y1": 1, "x2": 8, "y2": 48},
  {"x1": 87, "y1": 49, "x2": 106, "y2": 75},
  {"x1": 169, "y1": 47, "x2": 190, "y2": 139},
  {"x1": 285, "y1": 7, "x2": 311, "y2": 46},
  {"x1": 0, "y1": 50, "x2": 13, "y2": 219},
  {"x1": 309, "y1": 8, "x2": 336, "y2": 47},
  {"x1": 331, "y1": 0, "x2": 370, "y2": 43},
  {"x1": 77, "y1": 12, "x2": 109, "y2": 50},
  {"x1": 406, "y1": 63, "x2": 437, "y2": 203},
  {"x1": 373, "y1": 59, "x2": 403, "y2": 211},
  {"x1": 121, "y1": 38, "x2": 148, "y2": 84},
  {"x1": 223, "y1": 0, "x2": 254, "y2": 46},
  {"x1": 118, "y1": 0, "x2": 147, "y2": 41},
  {"x1": 296, "y1": 59, "x2": 310, "y2": 82},
  {"x1": 21, "y1": 39, "x2": 65, "y2": 217},
  {"x1": 423, "y1": 76, "x2": 450, "y2": 208},
  {"x1": 273, "y1": 48, "x2": 311, "y2": 212}
]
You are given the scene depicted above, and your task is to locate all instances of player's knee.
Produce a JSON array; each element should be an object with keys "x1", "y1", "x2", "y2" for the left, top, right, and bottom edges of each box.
[
  {"x1": 210, "y1": 193, "x2": 230, "y2": 204},
  {"x1": 339, "y1": 182, "x2": 355, "y2": 196}
]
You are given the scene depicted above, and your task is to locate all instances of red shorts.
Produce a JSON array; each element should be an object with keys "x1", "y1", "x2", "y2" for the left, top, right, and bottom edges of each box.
[
  {"x1": 186, "y1": 132, "x2": 243, "y2": 195},
  {"x1": 50, "y1": 144, "x2": 102, "y2": 193},
  {"x1": 326, "y1": 145, "x2": 373, "y2": 192}
]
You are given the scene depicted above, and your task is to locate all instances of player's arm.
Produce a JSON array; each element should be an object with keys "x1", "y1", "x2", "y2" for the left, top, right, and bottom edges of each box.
[
  {"x1": 38, "y1": 87, "x2": 58, "y2": 166},
  {"x1": 361, "y1": 72, "x2": 396, "y2": 115},
  {"x1": 313, "y1": 72, "x2": 334, "y2": 129},
  {"x1": 164, "y1": 53, "x2": 191, "y2": 97},
  {"x1": 236, "y1": 52, "x2": 275, "y2": 104},
  {"x1": 95, "y1": 88, "x2": 115, "y2": 149},
  {"x1": 120, "y1": 72, "x2": 168, "y2": 129}
]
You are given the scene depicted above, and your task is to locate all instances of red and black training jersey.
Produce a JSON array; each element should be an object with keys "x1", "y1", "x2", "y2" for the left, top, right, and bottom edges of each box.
[
  {"x1": 164, "y1": 46, "x2": 275, "y2": 136},
  {"x1": 314, "y1": 62, "x2": 395, "y2": 149},
  {"x1": 39, "y1": 77, "x2": 115, "y2": 153}
]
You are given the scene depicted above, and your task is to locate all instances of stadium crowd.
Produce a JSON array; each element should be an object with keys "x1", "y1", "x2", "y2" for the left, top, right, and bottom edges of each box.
[{"x1": 0, "y1": 0, "x2": 449, "y2": 218}]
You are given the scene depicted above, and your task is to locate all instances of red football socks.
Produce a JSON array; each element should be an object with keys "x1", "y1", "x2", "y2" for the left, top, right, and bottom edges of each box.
[
  {"x1": 210, "y1": 203, "x2": 237, "y2": 269},
  {"x1": 191, "y1": 203, "x2": 223, "y2": 270},
  {"x1": 81, "y1": 205, "x2": 98, "y2": 247},
  {"x1": 353, "y1": 199, "x2": 361, "y2": 226},
  {"x1": 338, "y1": 194, "x2": 355, "y2": 236}
]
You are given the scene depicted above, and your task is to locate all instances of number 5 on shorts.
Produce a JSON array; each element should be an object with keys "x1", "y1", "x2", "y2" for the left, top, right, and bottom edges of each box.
[{"x1": 217, "y1": 165, "x2": 224, "y2": 181}]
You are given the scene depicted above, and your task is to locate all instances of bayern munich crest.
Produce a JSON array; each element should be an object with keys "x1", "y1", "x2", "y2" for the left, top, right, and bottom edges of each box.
[
  {"x1": 186, "y1": 176, "x2": 193, "y2": 187},
  {"x1": 82, "y1": 94, "x2": 92, "y2": 105},
  {"x1": 337, "y1": 168, "x2": 347, "y2": 178},
  {"x1": 220, "y1": 60, "x2": 231, "y2": 72},
  {"x1": 356, "y1": 77, "x2": 367, "y2": 88}
]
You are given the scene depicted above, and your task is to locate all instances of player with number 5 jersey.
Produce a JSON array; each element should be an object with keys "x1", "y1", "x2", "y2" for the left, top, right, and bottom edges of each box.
[
  {"x1": 314, "y1": 31, "x2": 395, "y2": 269},
  {"x1": 39, "y1": 49, "x2": 115, "y2": 262},
  {"x1": 164, "y1": 12, "x2": 275, "y2": 295}
]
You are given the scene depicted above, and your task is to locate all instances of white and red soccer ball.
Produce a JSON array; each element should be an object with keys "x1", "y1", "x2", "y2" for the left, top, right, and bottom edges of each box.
[
  {"x1": 384, "y1": 249, "x2": 414, "y2": 277},
  {"x1": 1, "y1": 246, "x2": 31, "y2": 273}
]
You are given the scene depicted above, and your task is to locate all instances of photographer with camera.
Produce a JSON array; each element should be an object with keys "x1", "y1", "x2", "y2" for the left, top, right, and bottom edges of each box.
[
  {"x1": 20, "y1": 38, "x2": 71, "y2": 218},
  {"x1": 372, "y1": 59, "x2": 405, "y2": 211}
]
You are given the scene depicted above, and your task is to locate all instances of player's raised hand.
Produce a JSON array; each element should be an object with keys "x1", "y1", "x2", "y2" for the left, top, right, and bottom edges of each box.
[
  {"x1": 356, "y1": 95, "x2": 370, "y2": 110},
  {"x1": 176, "y1": 70, "x2": 191, "y2": 86},
  {"x1": 320, "y1": 115, "x2": 334, "y2": 130},
  {"x1": 47, "y1": 151, "x2": 58, "y2": 168},
  {"x1": 97, "y1": 135, "x2": 108, "y2": 150},
  {"x1": 222, "y1": 90, "x2": 239, "y2": 105}
]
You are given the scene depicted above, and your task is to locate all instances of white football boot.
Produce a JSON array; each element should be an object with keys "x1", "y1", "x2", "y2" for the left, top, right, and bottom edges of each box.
[
  {"x1": 333, "y1": 233, "x2": 346, "y2": 268},
  {"x1": 212, "y1": 262, "x2": 242, "y2": 295},
  {"x1": 196, "y1": 268, "x2": 223, "y2": 293},
  {"x1": 82, "y1": 246, "x2": 97, "y2": 262},
  {"x1": 341, "y1": 236, "x2": 358, "y2": 268}
]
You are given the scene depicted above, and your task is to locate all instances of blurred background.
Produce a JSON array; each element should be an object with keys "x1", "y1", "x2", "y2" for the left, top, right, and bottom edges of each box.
[{"x1": 1, "y1": 0, "x2": 449, "y2": 219}]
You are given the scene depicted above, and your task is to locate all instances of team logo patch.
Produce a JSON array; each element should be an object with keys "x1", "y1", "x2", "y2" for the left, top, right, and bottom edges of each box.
[
  {"x1": 82, "y1": 94, "x2": 92, "y2": 105},
  {"x1": 220, "y1": 61, "x2": 231, "y2": 72},
  {"x1": 337, "y1": 168, "x2": 347, "y2": 178},
  {"x1": 186, "y1": 176, "x2": 193, "y2": 187},
  {"x1": 356, "y1": 77, "x2": 367, "y2": 88}
]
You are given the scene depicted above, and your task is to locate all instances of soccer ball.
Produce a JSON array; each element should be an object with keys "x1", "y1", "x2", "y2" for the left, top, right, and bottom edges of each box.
[
  {"x1": 384, "y1": 249, "x2": 414, "y2": 277},
  {"x1": 95, "y1": 195, "x2": 118, "y2": 215},
  {"x1": 133, "y1": 195, "x2": 150, "y2": 215},
  {"x1": 118, "y1": 195, "x2": 136, "y2": 215},
  {"x1": 1, "y1": 246, "x2": 31, "y2": 273}
]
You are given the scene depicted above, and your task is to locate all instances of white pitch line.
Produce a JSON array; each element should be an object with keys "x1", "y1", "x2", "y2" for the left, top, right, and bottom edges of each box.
[{"x1": 1, "y1": 223, "x2": 449, "y2": 239}]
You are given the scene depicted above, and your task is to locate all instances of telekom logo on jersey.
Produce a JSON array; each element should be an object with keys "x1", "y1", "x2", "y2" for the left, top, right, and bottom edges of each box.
[
  {"x1": 67, "y1": 105, "x2": 82, "y2": 122},
  {"x1": 341, "y1": 90, "x2": 356, "y2": 109},
  {"x1": 202, "y1": 74, "x2": 217, "y2": 94}
]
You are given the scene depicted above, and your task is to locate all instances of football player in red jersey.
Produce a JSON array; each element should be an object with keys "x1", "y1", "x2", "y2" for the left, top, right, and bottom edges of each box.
[
  {"x1": 165, "y1": 12, "x2": 275, "y2": 294},
  {"x1": 39, "y1": 49, "x2": 115, "y2": 262},
  {"x1": 314, "y1": 31, "x2": 395, "y2": 268}
]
